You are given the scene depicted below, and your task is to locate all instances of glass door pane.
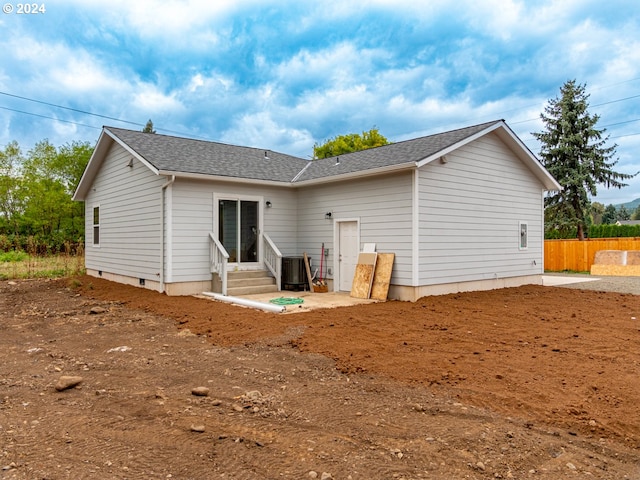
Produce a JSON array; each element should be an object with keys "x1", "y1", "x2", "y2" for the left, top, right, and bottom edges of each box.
[
  {"x1": 240, "y1": 201, "x2": 258, "y2": 262},
  {"x1": 218, "y1": 200, "x2": 238, "y2": 262}
]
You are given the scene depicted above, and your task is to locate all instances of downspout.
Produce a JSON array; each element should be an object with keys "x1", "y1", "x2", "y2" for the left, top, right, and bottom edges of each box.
[
  {"x1": 160, "y1": 175, "x2": 176, "y2": 293},
  {"x1": 412, "y1": 166, "x2": 420, "y2": 300}
]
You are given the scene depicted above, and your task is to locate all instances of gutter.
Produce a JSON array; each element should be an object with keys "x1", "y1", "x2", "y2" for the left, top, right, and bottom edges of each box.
[
  {"x1": 157, "y1": 169, "x2": 293, "y2": 187},
  {"x1": 292, "y1": 162, "x2": 415, "y2": 186},
  {"x1": 160, "y1": 175, "x2": 176, "y2": 292}
]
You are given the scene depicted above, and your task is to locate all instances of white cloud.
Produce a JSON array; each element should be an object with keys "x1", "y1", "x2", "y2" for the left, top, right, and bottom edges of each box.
[
  {"x1": 274, "y1": 42, "x2": 381, "y2": 89},
  {"x1": 49, "y1": 56, "x2": 125, "y2": 93},
  {"x1": 186, "y1": 72, "x2": 235, "y2": 94},
  {"x1": 132, "y1": 86, "x2": 185, "y2": 115},
  {"x1": 3, "y1": 35, "x2": 130, "y2": 95},
  {"x1": 52, "y1": 117, "x2": 79, "y2": 139},
  {"x1": 64, "y1": 0, "x2": 259, "y2": 41},
  {"x1": 221, "y1": 111, "x2": 313, "y2": 156}
]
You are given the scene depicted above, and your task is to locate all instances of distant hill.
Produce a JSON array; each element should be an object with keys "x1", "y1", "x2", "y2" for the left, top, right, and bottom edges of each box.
[{"x1": 616, "y1": 197, "x2": 640, "y2": 210}]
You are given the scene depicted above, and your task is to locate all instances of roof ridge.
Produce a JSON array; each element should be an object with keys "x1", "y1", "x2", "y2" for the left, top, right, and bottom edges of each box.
[
  {"x1": 104, "y1": 126, "x2": 306, "y2": 161},
  {"x1": 311, "y1": 119, "x2": 503, "y2": 161}
]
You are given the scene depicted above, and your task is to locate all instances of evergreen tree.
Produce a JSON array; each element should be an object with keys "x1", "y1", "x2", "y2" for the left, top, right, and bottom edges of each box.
[
  {"x1": 533, "y1": 80, "x2": 636, "y2": 240},
  {"x1": 142, "y1": 119, "x2": 156, "y2": 134},
  {"x1": 602, "y1": 204, "x2": 617, "y2": 224},
  {"x1": 589, "y1": 201, "x2": 605, "y2": 225},
  {"x1": 617, "y1": 205, "x2": 631, "y2": 221}
]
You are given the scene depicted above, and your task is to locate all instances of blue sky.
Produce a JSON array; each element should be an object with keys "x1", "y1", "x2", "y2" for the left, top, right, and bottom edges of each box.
[{"x1": 1, "y1": 0, "x2": 639, "y2": 205}]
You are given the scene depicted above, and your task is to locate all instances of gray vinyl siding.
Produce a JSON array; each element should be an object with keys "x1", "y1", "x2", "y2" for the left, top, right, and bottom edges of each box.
[
  {"x1": 418, "y1": 133, "x2": 544, "y2": 285},
  {"x1": 84, "y1": 143, "x2": 165, "y2": 279},
  {"x1": 168, "y1": 178, "x2": 298, "y2": 282},
  {"x1": 297, "y1": 172, "x2": 413, "y2": 285}
]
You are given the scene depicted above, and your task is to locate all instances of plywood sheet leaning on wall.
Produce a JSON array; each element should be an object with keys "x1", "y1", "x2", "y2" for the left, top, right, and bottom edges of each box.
[
  {"x1": 370, "y1": 253, "x2": 395, "y2": 301},
  {"x1": 303, "y1": 252, "x2": 313, "y2": 291},
  {"x1": 350, "y1": 252, "x2": 377, "y2": 299}
]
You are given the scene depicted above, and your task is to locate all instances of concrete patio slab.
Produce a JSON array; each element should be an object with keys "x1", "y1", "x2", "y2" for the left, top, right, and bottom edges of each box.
[
  {"x1": 541, "y1": 274, "x2": 601, "y2": 286},
  {"x1": 235, "y1": 290, "x2": 379, "y2": 313}
]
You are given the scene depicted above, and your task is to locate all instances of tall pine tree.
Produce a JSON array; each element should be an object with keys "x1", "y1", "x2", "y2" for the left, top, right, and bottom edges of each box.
[
  {"x1": 142, "y1": 119, "x2": 156, "y2": 134},
  {"x1": 533, "y1": 80, "x2": 636, "y2": 240}
]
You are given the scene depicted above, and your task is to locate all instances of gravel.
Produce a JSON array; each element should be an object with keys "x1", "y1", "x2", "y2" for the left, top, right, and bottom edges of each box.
[{"x1": 546, "y1": 273, "x2": 640, "y2": 295}]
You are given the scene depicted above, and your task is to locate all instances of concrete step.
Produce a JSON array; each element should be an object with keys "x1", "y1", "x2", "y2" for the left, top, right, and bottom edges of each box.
[
  {"x1": 226, "y1": 269, "x2": 277, "y2": 296},
  {"x1": 228, "y1": 276, "x2": 276, "y2": 288},
  {"x1": 228, "y1": 270, "x2": 273, "y2": 280},
  {"x1": 227, "y1": 284, "x2": 279, "y2": 296}
]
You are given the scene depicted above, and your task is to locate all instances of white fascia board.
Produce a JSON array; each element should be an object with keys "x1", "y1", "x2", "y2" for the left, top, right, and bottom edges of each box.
[
  {"x1": 72, "y1": 129, "x2": 111, "y2": 201},
  {"x1": 157, "y1": 169, "x2": 294, "y2": 187},
  {"x1": 73, "y1": 128, "x2": 162, "y2": 201},
  {"x1": 105, "y1": 129, "x2": 160, "y2": 175},
  {"x1": 415, "y1": 120, "x2": 562, "y2": 192},
  {"x1": 415, "y1": 122, "x2": 504, "y2": 169},
  {"x1": 493, "y1": 124, "x2": 562, "y2": 191},
  {"x1": 292, "y1": 162, "x2": 415, "y2": 187}
]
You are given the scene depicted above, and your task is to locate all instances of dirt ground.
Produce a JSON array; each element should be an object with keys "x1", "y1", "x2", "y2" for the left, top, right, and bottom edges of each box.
[{"x1": 1, "y1": 276, "x2": 639, "y2": 479}]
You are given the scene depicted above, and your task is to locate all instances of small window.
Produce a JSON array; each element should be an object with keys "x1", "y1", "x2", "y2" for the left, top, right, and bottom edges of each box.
[
  {"x1": 93, "y1": 206, "x2": 100, "y2": 246},
  {"x1": 519, "y1": 221, "x2": 528, "y2": 250}
]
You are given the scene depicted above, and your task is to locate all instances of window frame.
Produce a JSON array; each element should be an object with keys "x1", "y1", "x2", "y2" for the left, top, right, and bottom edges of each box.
[
  {"x1": 518, "y1": 221, "x2": 528, "y2": 250},
  {"x1": 92, "y1": 205, "x2": 100, "y2": 246}
]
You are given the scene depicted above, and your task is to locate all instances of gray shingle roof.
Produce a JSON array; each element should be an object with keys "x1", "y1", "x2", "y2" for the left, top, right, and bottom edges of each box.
[
  {"x1": 106, "y1": 127, "x2": 308, "y2": 182},
  {"x1": 106, "y1": 120, "x2": 501, "y2": 184},
  {"x1": 297, "y1": 121, "x2": 500, "y2": 182}
]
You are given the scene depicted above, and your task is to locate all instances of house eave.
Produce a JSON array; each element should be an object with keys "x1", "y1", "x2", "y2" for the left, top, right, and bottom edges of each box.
[
  {"x1": 157, "y1": 169, "x2": 294, "y2": 187},
  {"x1": 416, "y1": 120, "x2": 562, "y2": 192},
  {"x1": 106, "y1": 129, "x2": 160, "y2": 175},
  {"x1": 293, "y1": 162, "x2": 416, "y2": 186},
  {"x1": 492, "y1": 122, "x2": 561, "y2": 191},
  {"x1": 73, "y1": 129, "x2": 115, "y2": 201},
  {"x1": 72, "y1": 128, "x2": 160, "y2": 201},
  {"x1": 416, "y1": 123, "x2": 501, "y2": 168}
]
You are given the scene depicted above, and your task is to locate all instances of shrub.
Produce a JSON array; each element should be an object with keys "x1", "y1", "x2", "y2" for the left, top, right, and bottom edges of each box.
[
  {"x1": 0, "y1": 250, "x2": 29, "y2": 262},
  {"x1": 588, "y1": 224, "x2": 640, "y2": 238}
]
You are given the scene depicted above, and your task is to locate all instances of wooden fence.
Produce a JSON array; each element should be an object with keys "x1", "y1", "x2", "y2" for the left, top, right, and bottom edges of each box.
[{"x1": 544, "y1": 237, "x2": 640, "y2": 272}]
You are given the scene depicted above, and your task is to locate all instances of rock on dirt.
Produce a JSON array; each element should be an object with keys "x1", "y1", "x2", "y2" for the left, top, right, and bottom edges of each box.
[
  {"x1": 191, "y1": 386, "x2": 210, "y2": 396},
  {"x1": 54, "y1": 375, "x2": 83, "y2": 391}
]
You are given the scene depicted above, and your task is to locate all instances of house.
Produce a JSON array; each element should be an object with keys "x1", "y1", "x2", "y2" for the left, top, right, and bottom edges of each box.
[{"x1": 72, "y1": 120, "x2": 561, "y2": 301}]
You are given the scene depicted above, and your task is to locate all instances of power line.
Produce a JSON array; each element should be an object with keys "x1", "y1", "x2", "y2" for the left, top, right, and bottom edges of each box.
[
  {"x1": 0, "y1": 106, "x2": 100, "y2": 130},
  {"x1": 0, "y1": 91, "x2": 212, "y2": 141},
  {"x1": 1, "y1": 81, "x2": 639, "y2": 149},
  {"x1": 593, "y1": 94, "x2": 640, "y2": 108},
  {"x1": 0, "y1": 91, "x2": 144, "y2": 128}
]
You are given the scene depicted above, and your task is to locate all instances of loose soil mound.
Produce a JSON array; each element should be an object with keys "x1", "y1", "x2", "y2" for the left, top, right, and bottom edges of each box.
[{"x1": 1, "y1": 276, "x2": 639, "y2": 479}]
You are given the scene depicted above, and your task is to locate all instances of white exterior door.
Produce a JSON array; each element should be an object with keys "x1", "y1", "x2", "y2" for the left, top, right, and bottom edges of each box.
[{"x1": 338, "y1": 220, "x2": 359, "y2": 291}]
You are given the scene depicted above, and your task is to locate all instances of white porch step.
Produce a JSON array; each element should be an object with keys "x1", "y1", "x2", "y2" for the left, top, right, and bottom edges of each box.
[{"x1": 226, "y1": 270, "x2": 278, "y2": 296}]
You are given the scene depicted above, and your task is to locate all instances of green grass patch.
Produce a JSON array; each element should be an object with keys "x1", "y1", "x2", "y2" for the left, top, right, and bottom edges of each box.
[
  {"x1": 0, "y1": 253, "x2": 85, "y2": 280},
  {"x1": 0, "y1": 250, "x2": 29, "y2": 262}
]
